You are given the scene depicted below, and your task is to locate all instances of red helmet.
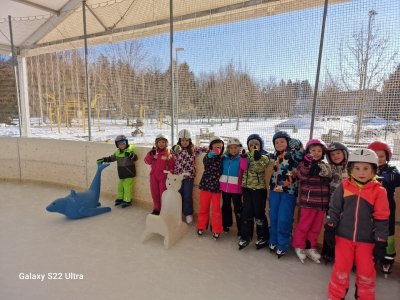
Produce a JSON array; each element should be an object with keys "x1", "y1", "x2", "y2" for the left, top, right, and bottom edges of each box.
[{"x1": 368, "y1": 141, "x2": 392, "y2": 161}]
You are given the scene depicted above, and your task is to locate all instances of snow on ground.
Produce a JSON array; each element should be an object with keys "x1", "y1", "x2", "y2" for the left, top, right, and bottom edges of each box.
[{"x1": 1, "y1": 115, "x2": 399, "y2": 167}]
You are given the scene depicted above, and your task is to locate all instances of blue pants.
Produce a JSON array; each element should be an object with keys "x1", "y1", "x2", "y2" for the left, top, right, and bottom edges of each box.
[
  {"x1": 179, "y1": 178, "x2": 194, "y2": 216},
  {"x1": 268, "y1": 190, "x2": 296, "y2": 252}
]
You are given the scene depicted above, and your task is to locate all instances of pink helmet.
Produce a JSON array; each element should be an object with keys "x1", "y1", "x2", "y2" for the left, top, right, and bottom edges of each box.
[
  {"x1": 306, "y1": 138, "x2": 327, "y2": 152},
  {"x1": 368, "y1": 141, "x2": 392, "y2": 161}
]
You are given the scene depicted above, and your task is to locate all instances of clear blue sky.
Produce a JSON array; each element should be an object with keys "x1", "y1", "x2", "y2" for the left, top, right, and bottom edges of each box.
[{"x1": 106, "y1": 0, "x2": 400, "y2": 86}]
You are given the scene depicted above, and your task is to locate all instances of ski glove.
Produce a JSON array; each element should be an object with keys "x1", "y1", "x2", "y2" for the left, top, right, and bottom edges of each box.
[
  {"x1": 289, "y1": 138, "x2": 302, "y2": 150},
  {"x1": 303, "y1": 154, "x2": 314, "y2": 164},
  {"x1": 324, "y1": 224, "x2": 336, "y2": 249},
  {"x1": 150, "y1": 146, "x2": 157, "y2": 157},
  {"x1": 125, "y1": 151, "x2": 136, "y2": 160},
  {"x1": 253, "y1": 149, "x2": 261, "y2": 161},
  {"x1": 318, "y1": 163, "x2": 331, "y2": 178},
  {"x1": 172, "y1": 144, "x2": 181, "y2": 153},
  {"x1": 373, "y1": 241, "x2": 387, "y2": 263},
  {"x1": 240, "y1": 149, "x2": 247, "y2": 158},
  {"x1": 96, "y1": 158, "x2": 104, "y2": 164}
]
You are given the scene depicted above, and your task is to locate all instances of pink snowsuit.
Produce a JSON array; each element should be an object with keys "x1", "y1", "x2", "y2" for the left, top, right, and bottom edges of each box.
[{"x1": 144, "y1": 147, "x2": 174, "y2": 212}]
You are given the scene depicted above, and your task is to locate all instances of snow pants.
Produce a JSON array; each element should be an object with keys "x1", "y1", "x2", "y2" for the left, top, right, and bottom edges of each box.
[
  {"x1": 150, "y1": 174, "x2": 167, "y2": 212},
  {"x1": 221, "y1": 191, "x2": 242, "y2": 236},
  {"x1": 241, "y1": 188, "x2": 269, "y2": 242},
  {"x1": 292, "y1": 207, "x2": 325, "y2": 249},
  {"x1": 179, "y1": 178, "x2": 194, "y2": 216},
  {"x1": 117, "y1": 178, "x2": 133, "y2": 202},
  {"x1": 197, "y1": 190, "x2": 223, "y2": 234},
  {"x1": 268, "y1": 190, "x2": 296, "y2": 252},
  {"x1": 328, "y1": 236, "x2": 376, "y2": 300}
]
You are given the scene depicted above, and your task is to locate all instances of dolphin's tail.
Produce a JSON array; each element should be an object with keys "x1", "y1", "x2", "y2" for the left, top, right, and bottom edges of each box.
[{"x1": 89, "y1": 162, "x2": 110, "y2": 196}]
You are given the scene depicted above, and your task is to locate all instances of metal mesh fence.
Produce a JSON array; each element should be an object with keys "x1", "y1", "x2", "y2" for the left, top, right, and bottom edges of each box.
[{"x1": 1, "y1": 0, "x2": 400, "y2": 156}]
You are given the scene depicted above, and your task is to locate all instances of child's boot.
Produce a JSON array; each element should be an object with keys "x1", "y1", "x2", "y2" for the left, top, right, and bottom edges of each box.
[{"x1": 305, "y1": 248, "x2": 321, "y2": 264}]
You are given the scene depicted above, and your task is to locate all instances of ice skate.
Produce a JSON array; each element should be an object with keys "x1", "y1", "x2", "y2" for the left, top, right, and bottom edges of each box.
[
  {"x1": 197, "y1": 229, "x2": 203, "y2": 236},
  {"x1": 276, "y1": 249, "x2": 286, "y2": 258},
  {"x1": 255, "y1": 238, "x2": 268, "y2": 250},
  {"x1": 185, "y1": 215, "x2": 193, "y2": 224},
  {"x1": 114, "y1": 199, "x2": 123, "y2": 206},
  {"x1": 238, "y1": 239, "x2": 249, "y2": 250},
  {"x1": 381, "y1": 256, "x2": 394, "y2": 279},
  {"x1": 212, "y1": 233, "x2": 220, "y2": 240},
  {"x1": 305, "y1": 248, "x2": 321, "y2": 264},
  {"x1": 121, "y1": 201, "x2": 132, "y2": 208},
  {"x1": 295, "y1": 248, "x2": 306, "y2": 263},
  {"x1": 268, "y1": 243, "x2": 276, "y2": 252}
]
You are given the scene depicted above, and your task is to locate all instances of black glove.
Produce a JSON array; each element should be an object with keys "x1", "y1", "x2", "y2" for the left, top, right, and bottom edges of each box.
[
  {"x1": 96, "y1": 157, "x2": 107, "y2": 164},
  {"x1": 240, "y1": 149, "x2": 247, "y2": 158},
  {"x1": 324, "y1": 224, "x2": 336, "y2": 249},
  {"x1": 125, "y1": 151, "x2": 135, "y2": 159},
  {"x1": 373, "y1": 241, "x2": 387, "y2": 263},
  {"x1": 150, "y1": 146, "x2": 156, "y2": 156},
  {"x1": 253, "y1": 149, "x2": 261, "y2": 161}
]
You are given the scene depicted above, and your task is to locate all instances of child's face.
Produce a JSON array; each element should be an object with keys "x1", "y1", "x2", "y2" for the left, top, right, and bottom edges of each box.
[
  {"x1": 117, "y1": 140, "x2": 127, "y2": 150},
  {"x1": 274, "y1": 138, "x2": 287, "y2": 152},
  {"x1": 212, "y1": 142, "x2": 223, "y2": 154},
  {"x1": 309, "y1": 145, "x2": 323, "y2": 160},
  {"x1": 157, "y1": 139, "x2": 167, "y2": 149},
  {"x1": 248, "y1": 140, "x2": 260, "y2": 151},
  {"x1": 329, "y1": 150, "x2": 344, "y2": 165},
  {"x1": 374, "y1": 150, "x2": 387, "y2": 166},
  {"x1": 180, "y1": 138, "x2": 190, "y2": 148},
  {"x1": 228, "y1": 144, "x2": 240, "y2": 156},
  {"x1": 351, "y1": 162, "x2": 374, "y2": 183}
]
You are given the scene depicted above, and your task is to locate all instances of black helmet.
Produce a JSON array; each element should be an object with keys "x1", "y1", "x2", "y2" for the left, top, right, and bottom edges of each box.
[
  {"x1": 326, "y1": 142, "x2": 349, "y2": 165},
  {"x1": 115, "y1": 135, "x2": 128, "y2": 148},
  {"x1": 272, "y1": 131, "x2": 291, "y2": 144}
]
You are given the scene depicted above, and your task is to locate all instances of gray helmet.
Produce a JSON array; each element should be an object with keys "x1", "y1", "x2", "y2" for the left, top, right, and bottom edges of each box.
[
  {"x1": 348, "y1": 149, "x2": 378, "y2": 167},
  {"x1": 155, "y1": 133, "x2": 168, "y2": 144},
  {"x1": 227, "y1": 137, "x2": 242, "y2": 147},
  {"x1": 178, "y1": 129, "x2": 191, "y2": 139}
]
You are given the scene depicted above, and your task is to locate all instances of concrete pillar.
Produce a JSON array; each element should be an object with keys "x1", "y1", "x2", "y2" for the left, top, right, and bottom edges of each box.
[{"x1": 17, "y1": 56, "x2": 31, "y2": 137}]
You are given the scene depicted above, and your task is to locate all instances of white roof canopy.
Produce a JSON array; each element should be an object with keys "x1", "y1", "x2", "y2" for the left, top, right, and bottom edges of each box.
[{"x1": 0, "y1": 0, "x2": 350, "y2": 56}]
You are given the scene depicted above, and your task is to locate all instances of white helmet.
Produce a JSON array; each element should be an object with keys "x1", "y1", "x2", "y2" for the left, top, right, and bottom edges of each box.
[
  {"x1": 348, "y1": 148, "x2": 378, "y2": 167},
  {"x1": 227, "y1": 137, "x2": 242, "y2": 147},
  {"x1": 178, "y1": 129, "x2": 191, "y2": 139},
  {"x1": 155, "y1": 133, "x2": 168, "y2": 143}
]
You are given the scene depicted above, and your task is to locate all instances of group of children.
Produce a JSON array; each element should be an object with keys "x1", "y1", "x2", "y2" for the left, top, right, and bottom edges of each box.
[{"x1": 97, "y1": 130, "x2": 399, "y2": 300}]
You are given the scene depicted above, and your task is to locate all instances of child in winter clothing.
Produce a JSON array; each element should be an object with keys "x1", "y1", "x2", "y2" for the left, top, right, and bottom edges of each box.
[
  {"x1": 220, "y1": 137, "x2": 243, "y2": 237},
  {"x1": 97, "y1": 135, "x2": 138, "y2": 208},
  {"x1": 238, "y1": 134, "x2": 270, "y2": 250},
  {"x1": 292, "y1": 139, "x2": 332, "y2": 263},
  {"x1": 268, "y1": 131, "x2": 304, "y2": 257},
  {"x1": 144, "y1": 134, "x2": 174, "y2": 215},
  {"x1": 325, "y1": 149, "x2": 389, "y2": 300},
  {"x1": 368, "y1": 141, "x2": 400, "y2": 276},
  {"x1": 197, "y1": 136, "x2": 225, "y2": 240},
  {"x1": 171, "y1": 129, "x2": 207, "y2": 224},
  {"x1": 321, "y1": 142, "x2": 349, "y2": 263}
]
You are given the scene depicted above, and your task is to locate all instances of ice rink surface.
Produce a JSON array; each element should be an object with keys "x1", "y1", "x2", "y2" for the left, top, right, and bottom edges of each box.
[{"x1": 0, "y1": 181, "x2": 399, "y2": 300}]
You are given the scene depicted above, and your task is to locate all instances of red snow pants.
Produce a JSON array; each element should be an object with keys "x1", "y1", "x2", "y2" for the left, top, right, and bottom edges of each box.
[
  {"x1": 328, "y1": 236, "x2": 376, "y2": 300},
  {"x1": 197, "y1": 190, "x2": 223, "y2": 234},
  {"x1": 150, "y1": 174, "x2": 167, "y2": 212}
]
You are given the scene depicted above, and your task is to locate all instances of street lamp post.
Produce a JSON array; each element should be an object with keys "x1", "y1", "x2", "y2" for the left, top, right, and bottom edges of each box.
[
  {"x1": 355, "y1": 10, "x2": 377, "y2": 143},
  {"x1": 175, "y1": 47, "x2": 184, "y2": 138}
]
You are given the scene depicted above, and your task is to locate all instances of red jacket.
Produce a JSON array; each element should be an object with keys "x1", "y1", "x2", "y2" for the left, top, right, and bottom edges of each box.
[
  {"x1": 327, "y1": 178, "x2": 390, "y2": 243},
  {"x1": 144, "y1": 148, "x2": 174, "y2": 179}
]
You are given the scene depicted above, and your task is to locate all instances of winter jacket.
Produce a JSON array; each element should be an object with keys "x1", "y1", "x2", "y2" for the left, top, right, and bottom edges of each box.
[
  {"x1": 376, "y1": 163, "x2": 400, "y2": 235},
  {"x1": 297, "y1": 160, "x2": 332, "y2": 211},
  {"x1": 199, "y1": 152, "x2": 223, "y2": 193},
  {"x1": 241, "y1": 153, "x2": 270, "y2": 190},
  {"x1": 144, "y1": 147, "x2": 174, "y2": 179},
  {"x1": 103, "y1": 145, "x2": 137, "y2": 179},
  {"x1": 269, "y1": 147, "x2": 304, "y2": 195},
  {"x1": 328, "y1": 179, "x2": 390, "y2": 243},
  {"x1": 220, "y1": 154, "x2": 243, "y2": 194},
  {"x1": 171, "y1": 145, "x2": 207, "y2": 179}
]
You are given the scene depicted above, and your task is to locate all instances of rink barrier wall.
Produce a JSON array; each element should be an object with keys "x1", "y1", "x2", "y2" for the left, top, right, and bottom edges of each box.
[{"x1": 0, "y1": 137, "x2": 399, "y2": 264}]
